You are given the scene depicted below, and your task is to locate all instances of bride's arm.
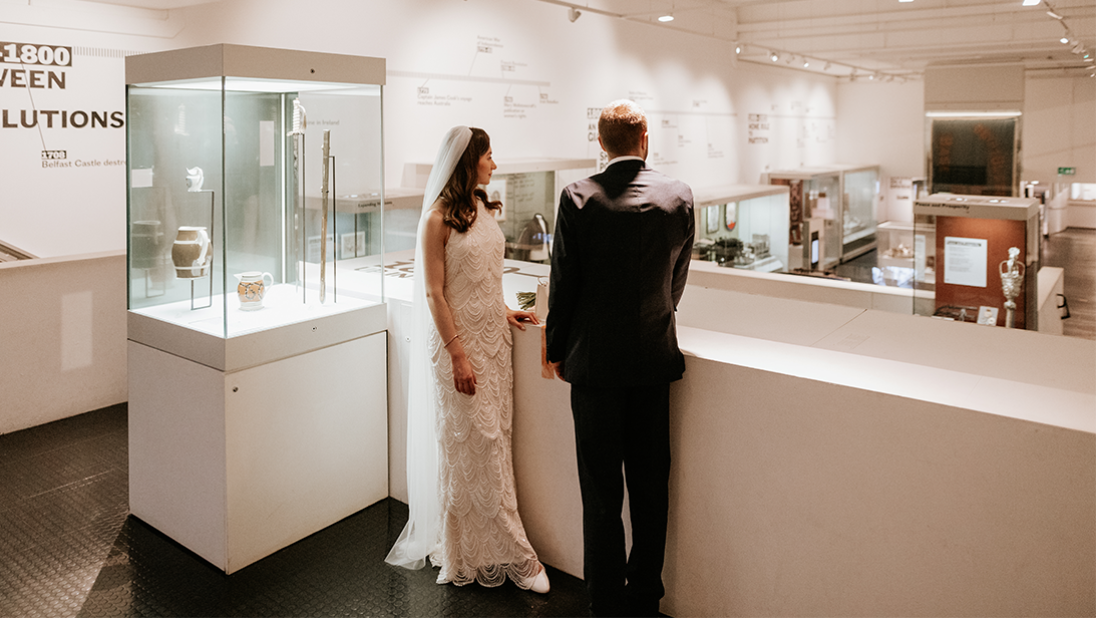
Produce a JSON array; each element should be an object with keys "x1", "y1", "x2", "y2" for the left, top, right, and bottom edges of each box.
[{"x1": 422, "y1": 208, "x2": 477, "y2": 396}]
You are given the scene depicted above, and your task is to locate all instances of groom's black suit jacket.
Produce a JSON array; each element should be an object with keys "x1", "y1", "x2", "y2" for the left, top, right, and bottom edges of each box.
[{"x1": 546, "y1": 159, "x2": 694, "y2": 387}]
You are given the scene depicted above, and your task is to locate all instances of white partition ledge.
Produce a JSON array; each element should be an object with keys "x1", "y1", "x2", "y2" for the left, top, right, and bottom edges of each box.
[
  {"x1": 0, "y1": 251, "x2": 127, "y2": 435},
  {"x1": 678, "y1": 326, "x2": 1094, "y2": 434},
  {"x1": 511, "y1": 274, "x2": 1094, "y2": 616}
]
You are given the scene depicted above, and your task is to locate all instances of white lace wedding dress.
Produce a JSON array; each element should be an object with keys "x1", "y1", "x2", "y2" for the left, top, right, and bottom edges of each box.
[{"x1": 428, "y1": 199, "x2": 540, "y2": 588}]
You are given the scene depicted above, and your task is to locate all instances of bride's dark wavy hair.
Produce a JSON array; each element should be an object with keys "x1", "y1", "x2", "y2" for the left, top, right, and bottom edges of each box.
[{"x1": 438, "y1": 127, "x2": 501, "y2": 233}]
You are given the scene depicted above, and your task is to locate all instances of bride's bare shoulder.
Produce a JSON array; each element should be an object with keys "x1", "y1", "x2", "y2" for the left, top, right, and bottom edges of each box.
[{"x1": 423, "y1": 201, "x2": 451, "y2": 241}]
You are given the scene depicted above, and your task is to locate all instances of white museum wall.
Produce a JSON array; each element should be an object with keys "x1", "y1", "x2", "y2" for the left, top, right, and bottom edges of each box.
[
  {"x1": 835, "y1": 79, "x2": 926, "y2": 222},
  {"x1": 2, "y1": 0, "x2": 841, "y2": 257},
  {"x1": 1023, "y1": 75, "x2": 1096, "y2": 186},
  {"x1": 0, "y1": 17, "x2": 173, "y2": 259},
  {"x1": 168, "y1": 0, "x2": 840, "y2": 196}
]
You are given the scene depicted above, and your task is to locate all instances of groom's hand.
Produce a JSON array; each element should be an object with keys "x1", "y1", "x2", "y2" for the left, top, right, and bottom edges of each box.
[{"x1": 549, "y1": 360, "x2": 564, "y2": 381}]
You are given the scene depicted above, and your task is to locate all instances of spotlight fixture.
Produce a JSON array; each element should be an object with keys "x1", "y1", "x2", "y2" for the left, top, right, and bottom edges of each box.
[
  {"x1": 1022, "y1": 0, "x2": 1040, "y2": 5},
  {"x1": 1061, "y1": 36, "x2": 1070, "y2": 43},
  {"x1": 823, "y1": 61, "x2": 832, "y2": 71},
  {"x1": 869, "y1": 73, "x2": 876, "y2": 80},
  {"x1": 771, "y1": 51, "x2": 779, "y2": 62},
  {"x1": 803, "y1": 59, "x2": 810, "y2": 68},
  {"x1": 568, "y1": 7, "x2": 581, "y2": 22},
  {"x1": 658, "y1": 13, "x2": 674, "y2": 22},
  {"x1": 785, "y1": 54, "x2": 794, "y2": 65},
  {"x1": 735, "y1": 44, "x2": 741, "y2": 54}
]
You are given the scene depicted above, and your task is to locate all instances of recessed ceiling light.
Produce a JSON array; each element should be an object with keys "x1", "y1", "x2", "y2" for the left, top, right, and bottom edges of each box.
[
  {"x1": 803, "y1": 59, "x2": 810, "y2": 68},
  {"x1": 1022, "y1": 0, "x2": 1040, "y2": 5},
  {"x1": 735, "y1": 44, "x2": 741, "y2": 54},
  {"x1": 899, "y1": 0, "x2": 914, "y2": 3},
  {"x1": 1061, "y1": 36, "x2": 1070, "y2": 43},
  {"x1": 771, "y1": 52, "x2": 779, "y2": 62},
  {"x1": 658, "y1": 14, "x2": 674, "y2": 22}
]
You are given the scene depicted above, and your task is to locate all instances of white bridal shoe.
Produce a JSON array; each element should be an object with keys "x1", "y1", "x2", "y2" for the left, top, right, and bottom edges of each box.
[{"x1": 525, "y1": 565, "x2": 551, "y2": 594}]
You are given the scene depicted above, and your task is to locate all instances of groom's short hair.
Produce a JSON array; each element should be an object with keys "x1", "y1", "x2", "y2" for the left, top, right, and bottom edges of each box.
[{"x1": 598, "y1": 100, "x2": 647, "y2": 155}]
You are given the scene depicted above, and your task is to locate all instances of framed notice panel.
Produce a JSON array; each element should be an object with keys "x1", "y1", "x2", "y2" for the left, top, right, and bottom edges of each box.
[{"x1": 913, "y1": 194, "x2": 1039, "y2": 329}]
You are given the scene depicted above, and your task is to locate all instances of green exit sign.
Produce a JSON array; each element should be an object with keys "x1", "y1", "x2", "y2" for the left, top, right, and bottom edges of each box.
[{"x1": 1058, "y1": 167, "x2": 1076, "y2": 175}]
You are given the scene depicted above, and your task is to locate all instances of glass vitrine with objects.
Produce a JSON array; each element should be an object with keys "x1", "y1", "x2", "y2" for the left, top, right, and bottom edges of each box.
[
  {"x1": 400, "y1": 158, "x2": 596, "y2": 264},
  {"x1": 913, "y1": 193, "x2": 1039, "y2": 329},
  {"x1": 126, "y1": 44, "x2": 386, "y2": 337},
  {"x1": 691, "y1": 184, "x2": 791, "y2": 273},
  {"x1": 125, "y1": 44, "x2": 390, "y2": 575}
]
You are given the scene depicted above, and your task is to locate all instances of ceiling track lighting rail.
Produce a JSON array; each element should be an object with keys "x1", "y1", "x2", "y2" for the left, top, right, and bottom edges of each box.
[
  {"x1": 531, "y1": 0, "x2": 925, "y2": 81},
  {"x1": 737, "y1": 40, "x2": 915, "y2": 82},
  {"x1": 1038, "y1": 0, "x2": 1090, "y2": 59}
]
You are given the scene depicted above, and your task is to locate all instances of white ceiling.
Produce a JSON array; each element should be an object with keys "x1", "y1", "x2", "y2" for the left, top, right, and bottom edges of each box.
[
  {"x1": 535, "y1": 0, "x2": 1096, "y2": 80},
  {"x1": 78, "y1": 0, "x2": 1096, "y2": 79}
]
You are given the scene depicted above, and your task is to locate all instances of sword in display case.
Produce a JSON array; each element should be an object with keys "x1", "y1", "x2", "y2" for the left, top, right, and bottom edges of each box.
[{"x1": 290, "y1": 98, "x2": 307, "y2": 301}]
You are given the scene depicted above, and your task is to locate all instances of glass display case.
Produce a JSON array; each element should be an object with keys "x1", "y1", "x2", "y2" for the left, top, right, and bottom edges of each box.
[
  {"x1": 124, "y1": 44, "x2": 390, "y2": 575},
  {"x1": 874, "y1": 221, "x2": 919, "y2": 287},
  {"x1": 764, "y1": 167, "x2": 842, "y2": 271},
  {"x1": 841, "y1": 166, "x2": 880, "y2": 259},
  {"x1": 765, "y1": 165, "x2": 880, "y2": 269},
  {"x1": 913, "y1": 193, "x2": 1040, "y2": 329},
  {"x1": 400, "y1": 157, "x2": 596, "y2": 264},
  {"x1": 126, "y1": 44, "x2": 386, "y2": 339},
  {"x1": 691, "y1": 184, "x2": 790, "y2": 273}
]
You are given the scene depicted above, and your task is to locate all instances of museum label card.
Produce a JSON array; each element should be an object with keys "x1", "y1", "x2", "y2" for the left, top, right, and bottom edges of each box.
[
  {"x1": 977, "y1": 306, "x2": 999, "y2": 326},
  {"x1": 943, "y1": 236, "x2": 988, "y2": 287}
]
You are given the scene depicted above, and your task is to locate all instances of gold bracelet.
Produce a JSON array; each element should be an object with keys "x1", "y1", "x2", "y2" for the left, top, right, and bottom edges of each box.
[{"x1": 444, "y1": 333, "x2": 459, "y2": 347}]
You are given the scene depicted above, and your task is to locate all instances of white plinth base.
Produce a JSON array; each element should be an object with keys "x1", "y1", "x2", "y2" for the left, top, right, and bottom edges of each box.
[{"x1": 128, "y1": 332, "x2": 388, "y2": 573}]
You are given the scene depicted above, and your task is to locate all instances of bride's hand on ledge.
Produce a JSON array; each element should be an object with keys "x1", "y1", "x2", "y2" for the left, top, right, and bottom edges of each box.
[{"x1": 507, "y1": 309, "x2": 539, "y2": 330}]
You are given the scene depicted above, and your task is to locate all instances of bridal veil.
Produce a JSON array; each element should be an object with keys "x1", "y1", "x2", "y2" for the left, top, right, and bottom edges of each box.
[{"x1": 384, "y1": 126, "x2": 473, "y2": 569}]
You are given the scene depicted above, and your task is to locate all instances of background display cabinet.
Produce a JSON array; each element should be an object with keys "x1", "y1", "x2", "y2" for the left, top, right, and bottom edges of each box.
[
  {"x1": 692, "y1": 184, "x2": 790, "y2": 272},
  {"x1": 402, "y1": 157, "x2": 596, "y2": 264},
  {"x1": 125, "y1": 44, "x2": 389, "y2": 573},
  {"x1": 764, "y1": 167, "x2": 840, "y2": 271},
  {"x1": 913, "y1": 193, "x2": 1039, "y2": 330},
  {"x1": 841, "y1": 166, "x2": 881, "y2": 260},
  {"x1": 763, "y1": 165, "x2": 881, "y2": 270}
]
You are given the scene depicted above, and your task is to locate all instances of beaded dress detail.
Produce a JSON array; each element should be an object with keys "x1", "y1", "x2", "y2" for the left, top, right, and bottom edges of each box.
[{"x1": 429, "y1": 200, "x2": 540, "y2": 588}]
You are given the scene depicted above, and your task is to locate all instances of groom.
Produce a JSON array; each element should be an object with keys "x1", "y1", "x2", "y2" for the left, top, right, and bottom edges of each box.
[{"x1": 546, "y1": 100, "x2": 694, "y2": 617}]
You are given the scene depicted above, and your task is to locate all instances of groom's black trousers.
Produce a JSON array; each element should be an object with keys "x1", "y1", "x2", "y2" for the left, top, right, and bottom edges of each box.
[{"x1": 570, "y1": 381, "x2": 671, "y2": 618}]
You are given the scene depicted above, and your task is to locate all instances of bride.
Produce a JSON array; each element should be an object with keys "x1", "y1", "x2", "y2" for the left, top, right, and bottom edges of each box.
[{"x1": 385, "y1": 126, "x2": 550, "y2": 594}]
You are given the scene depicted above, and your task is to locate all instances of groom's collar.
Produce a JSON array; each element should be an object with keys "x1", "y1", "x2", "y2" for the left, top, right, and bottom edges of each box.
[{"x1": 606, "y1": 155, "x2": 645, "y2": 168}]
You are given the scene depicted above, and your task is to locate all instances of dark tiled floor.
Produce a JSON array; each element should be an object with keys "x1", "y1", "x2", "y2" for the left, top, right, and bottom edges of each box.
[{"x1": 0, "y1": 405, "x2": 591, "y2": 618}]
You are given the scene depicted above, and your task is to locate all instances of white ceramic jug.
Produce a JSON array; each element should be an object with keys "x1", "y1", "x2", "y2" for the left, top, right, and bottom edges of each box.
[
  {"x1": 234, "y1": 271, "x2": 274, "y2": 311},
  {"x1": 172, "y1": 226, "x2": 212, "y2": 279}
]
